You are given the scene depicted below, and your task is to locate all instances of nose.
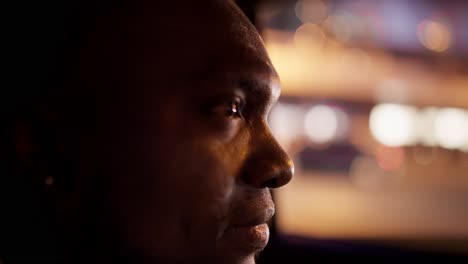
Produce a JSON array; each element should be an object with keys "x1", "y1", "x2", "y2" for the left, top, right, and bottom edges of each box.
[{"x1": 241, "y1": 122, "x2": 294, "y2": 189}]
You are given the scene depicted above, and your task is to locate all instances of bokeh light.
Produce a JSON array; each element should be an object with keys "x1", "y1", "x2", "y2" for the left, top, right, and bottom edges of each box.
[
  {"x1": 339, "y1": 48, "x2": 373, "y2": 82},
  {"x1": 259, "y1": 0, "x2": 468, "y2": 245},
  {"x1": 295, "y1": 0, "x2": 328, "y2": 24},
  {"x1": 323, "y1": 11, "x2": 362, "y2": 43},
  {"x1": 294, "y1": 23, "x2": 327, "y2": 50},
  {"x1": 369, "y1": 104, "x2": 419, "y2": 147},
  {"x1": 416, "y1": 107, "x2": 439, "y2": 147},
  {"x1": 417, "y1": 20, "x2": 452, "y2": 52},
  {"x1": 304, "y1": 105, "x2": 348, "y2": 144},
  {"x1": 376, "y1": 146, "x2": 405, "y2": 172},
  {"x1": 269, "y1": 103, "x2": 306, "y2": 147},
  {"x1": 434, "y1": 108, "x2": 468, "y2": 149}
]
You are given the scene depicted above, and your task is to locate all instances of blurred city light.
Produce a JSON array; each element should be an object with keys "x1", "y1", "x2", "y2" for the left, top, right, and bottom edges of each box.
[
  {"x1": 339, "y1": 48, "x2": 372, "y2": 83},
  {"x1": 369, "y1": 104, "x2": 418, "y2": 147},
  {"x1": 370, "y1": 104, "x2": 468, "y2": 151},
  {"x1": 323, "y1": 12, "x2": 359, "y2": 43},
  {"x1": 304, "y1": 105, "x2": 337, "y2": 144},
  {"x1": 269, "y1": 103, "x2": 306, "y2": 147},
  {"x1": 416, "y1": 107, "x2": 439, "y2": 147},
  {"x1": 295, "y1": 0, "x2": 328, "y2": 24},
  {"x1": 294, "y1": 23, "x2": 326, "y2": 50},
  {"x1": 417, "y1": 20, "x2": 452, "y2": 53},
  {"x1": 434, "y1": 108, "x2": 468, "y2": 150},
  {"x1": 260, "y1": 0, "x2": 468, "y2": 244},
  {"x1": 376, "y1": 146, "x2": 405, "y2": 172},
  {"x1": 375, "y1": 79, "x2": 409, "y2": 104},
  {"x1": 304, "y1": 105, "x2": 348, "y2": 144}
]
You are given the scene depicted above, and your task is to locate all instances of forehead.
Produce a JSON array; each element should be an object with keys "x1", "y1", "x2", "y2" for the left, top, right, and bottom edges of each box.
[
  {"x1": 75, "y1": 0, "x2": 280, "y2": 103},
  {"x1": 144, "y1": 0, "x2": 278, "y2": 84}
]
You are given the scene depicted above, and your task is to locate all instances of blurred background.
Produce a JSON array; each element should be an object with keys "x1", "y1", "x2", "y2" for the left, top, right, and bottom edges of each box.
[{"x1": 236, "y1": 0, "x2": 468, "y2": 262}]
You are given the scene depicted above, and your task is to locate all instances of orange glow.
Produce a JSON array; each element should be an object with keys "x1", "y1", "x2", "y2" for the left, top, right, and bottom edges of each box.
[
  {"x1": 295, "y1": 0, "x2": 328, "y2": 24},
  {"x1": 376, "y1": 146, "x2": 405, "y2": 171},
  {"x1": 261, "y1": 1, "x2": 468, "y2": 244},
  {"x1": 411, "y1": 147, "x2": 438, "y2": 166},
  {"x1": 417, "y1": 20, "x2": 452, "y2": 52},
  {"x1": 349, "y1": 156, "x2": 391, "y2": 189},
  {"x1": 275, "y1": 173, "x2": 468, "y2": 239},
  {"x1": 263, "y1": 28, "x2": 468, "y2": 108},
  {"x1": 323, "y1": 12, "x2": 361, "y2": 43},
  {"x1": 294, "y1": 23, "x2": 326, "y2": 50}
]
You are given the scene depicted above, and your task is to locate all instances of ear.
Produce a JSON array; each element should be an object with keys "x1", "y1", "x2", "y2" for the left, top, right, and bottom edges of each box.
[
  {"x1": 1, "y1": 111, "x2": 67, "y2": 260},
  {"x1": 13, "y1": 104, "x2": 70, "y2": 194}
]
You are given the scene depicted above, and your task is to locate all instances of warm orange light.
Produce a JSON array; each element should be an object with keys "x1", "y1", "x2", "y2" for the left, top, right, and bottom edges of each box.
[
  {"x1": 376, "y1": 146, "x2": 405, "y2": 171},
  {"x1": 263, "y1": 28, "x2": 468, "y2": 107},
  {"x1": 294, "y1": 23, "x2": 326, "y2": 50},
  {"x1": 417, "y1": 20, "x2": 451, "y2": 52},
  {"x1": 295, "y1": 0, "x2": 328, "y2": 24}
]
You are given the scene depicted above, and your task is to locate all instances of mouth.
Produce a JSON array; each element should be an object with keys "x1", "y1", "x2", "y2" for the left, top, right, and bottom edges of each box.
[
  {"x1": 219, "y1": 207, "x2": 275, "y2": 253},
  {"x1": 223, "y1": 223, "x2": 270, "y2": 251}
]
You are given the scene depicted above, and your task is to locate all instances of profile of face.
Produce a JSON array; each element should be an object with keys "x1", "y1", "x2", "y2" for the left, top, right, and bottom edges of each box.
[{"x1": 23, "y1": 0, "x2": 293, "y2": 263}]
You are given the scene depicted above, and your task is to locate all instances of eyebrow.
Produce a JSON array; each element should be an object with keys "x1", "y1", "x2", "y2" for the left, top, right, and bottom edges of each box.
[
  {"x1": 238, "y1": 77, "x2": 271, "y2": 101},
  {"x1": 236, "y1": 76, "x2": 281, "y2": 113},
  {"x1": 183, "y1": 61, "x2": 281, "y2": 106}
]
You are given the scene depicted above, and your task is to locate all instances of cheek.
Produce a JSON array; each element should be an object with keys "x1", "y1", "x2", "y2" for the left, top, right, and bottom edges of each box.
[
  {"x1": 131, "y1": 105, "x2": 251, "y2": 254},
  {"x1": 166, "y1": 141, "x2": 236, "y2": 217},
  {"x1": 114, "y1": 138, "x2": 240, "y2": 256},
  {"x1": 147, "y1": 140, "x2": 238, "y2": 256},
  {"x1": 156, "y1": 112, "x2": 250, "y2": 213}
]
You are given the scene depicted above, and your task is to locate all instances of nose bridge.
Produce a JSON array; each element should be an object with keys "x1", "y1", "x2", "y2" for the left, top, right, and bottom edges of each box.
[{"x1": 240, "y1": 120, "x2": 294, "y2": 189}]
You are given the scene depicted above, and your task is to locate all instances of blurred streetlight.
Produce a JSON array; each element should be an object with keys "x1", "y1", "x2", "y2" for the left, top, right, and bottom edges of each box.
[
  {"x1": 304, "y1": 104, "x2": 349, "y2": 145},
  {"x1": 417, "y1": 20, "x2": 452, "y2": 52},
  {"x1": 295, "y1": 0, "x2": 328, "y2": 24},
  {"x1": 434, "y1": 108, "x2": 468, "y2": 150},
  {"x1": 369, "y1": 104, "x2": 419, "y2": 147}
]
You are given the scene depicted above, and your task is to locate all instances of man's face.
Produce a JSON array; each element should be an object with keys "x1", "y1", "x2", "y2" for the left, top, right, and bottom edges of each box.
[{"x1": 70, "y1": 1, "x2": 293, "y2": 263}]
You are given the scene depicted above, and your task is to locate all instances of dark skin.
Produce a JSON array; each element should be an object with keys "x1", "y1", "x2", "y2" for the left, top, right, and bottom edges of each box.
[{"x1": 6, "y1": 0, "x2": 293, "y2": 263}]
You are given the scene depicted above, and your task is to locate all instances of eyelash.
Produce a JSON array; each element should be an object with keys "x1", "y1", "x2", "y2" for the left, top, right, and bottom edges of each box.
[{"x1": 208, "y1": 97, "x2": 244, "y2": 120}]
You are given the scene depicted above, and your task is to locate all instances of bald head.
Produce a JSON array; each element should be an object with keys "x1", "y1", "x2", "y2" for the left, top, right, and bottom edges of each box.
[{"x1": 67, "y1": 0, "x2": 275, "y2": 91}]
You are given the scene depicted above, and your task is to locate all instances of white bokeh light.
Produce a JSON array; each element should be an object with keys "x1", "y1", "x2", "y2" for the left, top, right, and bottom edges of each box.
[
  {"x1": 304, "y1": 105, "x2": 346, "y2": 144},
  {"x1": 415, "y1": 107, "x2": 438, "y2": 146},
  {"x1": 369, "y1": 104, "x2": 419, "y2": 147},
  {"x1": 434, "y1": 108, "x2": 468, "y2": 149},
  {"x1": 269, "y1": 103, "x2": 306, "y2": 146}
]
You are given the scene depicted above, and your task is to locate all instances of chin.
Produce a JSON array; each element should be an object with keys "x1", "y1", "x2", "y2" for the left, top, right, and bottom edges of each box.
[
  {"x1": 217, "y1": 254, "x2": 257, "y2": 264},
  {"x1": 237, "y1": 255, "x2": 257, "y2": 264}
]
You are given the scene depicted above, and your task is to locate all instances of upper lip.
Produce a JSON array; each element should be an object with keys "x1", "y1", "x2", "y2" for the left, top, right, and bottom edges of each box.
[{"x1": 230, "y1": 207, "x2": 275, "y2": 228}]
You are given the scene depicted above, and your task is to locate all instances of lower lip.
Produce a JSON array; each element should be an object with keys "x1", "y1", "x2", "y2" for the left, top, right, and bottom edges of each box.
[{"x1": 223, "y1": 223, "x2": 270, "y2": 251}]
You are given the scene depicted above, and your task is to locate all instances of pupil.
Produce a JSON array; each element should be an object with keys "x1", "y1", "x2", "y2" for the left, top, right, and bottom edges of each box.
[{"x1": 231, "y1": 103, "x2": 238, "y2": 114}]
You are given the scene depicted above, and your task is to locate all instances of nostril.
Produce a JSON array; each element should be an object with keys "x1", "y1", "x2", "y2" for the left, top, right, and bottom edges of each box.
[
  {"x1": 264, "y1": 178, "x2": 278, "y2": 188},
  {"x1": 240, "y1": 145, "x2": 294, "y2": 188},
  {"x1": 264, "y1": 166, "x2": 293, "y2": 188}
]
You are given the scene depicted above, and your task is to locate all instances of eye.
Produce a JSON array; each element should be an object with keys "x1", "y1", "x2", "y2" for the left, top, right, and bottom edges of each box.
[
  {"x1": 208, "y1": 97, "x2": 244, "y2": 119},
  {"x1": 225, "y1": 99, "x2": 243, "y2": 118}
]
